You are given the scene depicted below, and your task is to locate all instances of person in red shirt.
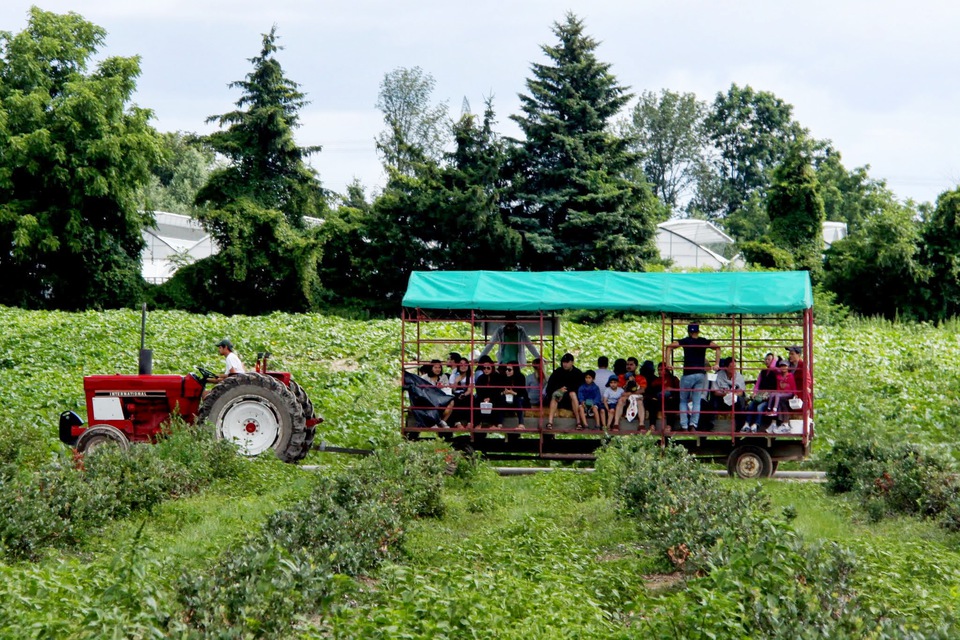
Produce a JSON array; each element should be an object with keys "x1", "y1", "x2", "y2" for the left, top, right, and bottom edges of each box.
[{"x1": 645, "y1": 362, "x2": 680, "y2": 431}]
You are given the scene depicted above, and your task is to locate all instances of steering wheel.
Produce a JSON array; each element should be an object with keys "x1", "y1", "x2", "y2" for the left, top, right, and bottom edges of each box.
[{"x1": 197, "y1": 365, "x2": 218, "y2": 382}]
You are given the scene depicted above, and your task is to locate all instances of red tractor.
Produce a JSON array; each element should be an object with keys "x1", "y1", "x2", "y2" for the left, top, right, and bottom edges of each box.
[{"x1": 58, "y1": 316, "x2": 321, "y2": 463}]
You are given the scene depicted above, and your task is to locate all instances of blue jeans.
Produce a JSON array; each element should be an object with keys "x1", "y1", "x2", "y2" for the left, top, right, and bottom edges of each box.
[
  {"x1": 746, "y1": 398, "x2": 768, "y2": 427},
  {"x1": 679, "y1": 373, "x2": 707, "y2": 429}
]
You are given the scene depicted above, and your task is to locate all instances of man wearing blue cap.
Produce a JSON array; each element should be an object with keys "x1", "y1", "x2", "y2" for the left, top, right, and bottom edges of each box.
[{"x1": 665, "y1": 323, "x2": 720, "y2": 431}]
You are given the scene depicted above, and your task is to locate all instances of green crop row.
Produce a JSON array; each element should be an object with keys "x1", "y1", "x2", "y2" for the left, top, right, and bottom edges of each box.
[
  {"x1": 0, "y1": 440, "x2": 452, "y2": 638},
  {"x1": 2, "y1": 306, "x2": 958, "y2": 468},
  {"x1": 824, "y1": 435, "x2": 960, "y2": 533}
]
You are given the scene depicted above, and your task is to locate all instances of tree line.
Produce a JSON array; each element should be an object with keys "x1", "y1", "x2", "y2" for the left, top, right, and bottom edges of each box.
[{"x1": 1, "y1": 8, "x2": 957, "y2": 320}]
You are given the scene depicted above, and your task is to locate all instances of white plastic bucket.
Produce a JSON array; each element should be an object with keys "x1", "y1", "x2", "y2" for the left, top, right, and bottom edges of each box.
[
  {"x1": 480, "y1": 401, "x2": 493, "y2": 415},
  {"x1": 706, "y1": 372, "x2": 718, "y2": 383},
  {"x1": 788, "y1": 398, "x2": 803, "y2": 410}
]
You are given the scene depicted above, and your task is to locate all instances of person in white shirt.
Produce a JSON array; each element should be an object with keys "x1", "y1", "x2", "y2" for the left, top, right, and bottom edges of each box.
[{"x1": 216, "y1": 339, "x2": 246, "y2": 380}]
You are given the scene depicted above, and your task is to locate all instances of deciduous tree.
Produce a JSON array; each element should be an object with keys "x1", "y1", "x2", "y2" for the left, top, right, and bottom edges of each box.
[
  {"x1": 621, "y1": 89, "x2": 707, "y2": 212},
  {"x1": 700, "y1": 84, "x2": 805, "y2": 228},
  {"x1": 375, "y1": 66, "x2": 450, "y2": 176},
  {"x1": 140, "y1": 131, "x2": 215, "y2": 214},
  {"x1": 823, "y1": 203, "x2": 926, "y2": 318},
  {"x1": 0, "y1": 8, "x2": 164, "y2": 310},
  {"x1": 766, "y1": 144, "x2": 825, "y2": 278},
  {"x1": 917, "y1": 187, "x2": 960, "y2": 320}
]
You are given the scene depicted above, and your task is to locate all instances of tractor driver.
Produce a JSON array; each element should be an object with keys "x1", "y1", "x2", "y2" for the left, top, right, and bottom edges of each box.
[{"x1": 216, "y1": 339, "x2": 245, "y2": 381}]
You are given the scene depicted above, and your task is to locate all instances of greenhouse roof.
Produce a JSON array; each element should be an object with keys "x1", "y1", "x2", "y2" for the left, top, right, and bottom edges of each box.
[{"x1": 402, "y1": 270, "x2": 813, "y2": 314}]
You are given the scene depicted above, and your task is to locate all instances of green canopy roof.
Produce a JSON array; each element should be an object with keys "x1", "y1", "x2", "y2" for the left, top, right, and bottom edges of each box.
[{"x1": 402, "y1": 271, "x2": 813, "y2": 314}]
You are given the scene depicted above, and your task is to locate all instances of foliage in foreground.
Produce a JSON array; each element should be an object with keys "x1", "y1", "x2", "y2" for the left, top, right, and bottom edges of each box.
[
  {"x1": 0, "y1": 440, "x2": 450, "y2": 638},
  {"x1": 595, "y1": 437, "x2": 958, "y2": 638},
  {"x1": 176, "y1": 441, "x2": 450, "y2": 637},
  {"x1": 326, "y1": 467, "x2": 656, "y2": 638},
  {"x1": 824, "y1": 434, "x2": 960, "y2": 532},
  {"x1": 0, "y1": 420, "x2": 243, "y2": 561}
]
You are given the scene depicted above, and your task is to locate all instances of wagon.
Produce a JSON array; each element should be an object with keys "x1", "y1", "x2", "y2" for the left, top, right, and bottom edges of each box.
[{"x1": 400, "y1": 271, "x2": 814, "y2": 478}]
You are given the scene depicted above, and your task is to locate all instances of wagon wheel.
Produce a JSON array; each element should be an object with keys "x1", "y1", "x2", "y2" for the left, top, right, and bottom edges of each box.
[
  {"x1": 727, "y1": 445, "x2": 773, "y2": 479},
  {"x1": 198, "y1": 373, "x2": 306, "y2": 463}
]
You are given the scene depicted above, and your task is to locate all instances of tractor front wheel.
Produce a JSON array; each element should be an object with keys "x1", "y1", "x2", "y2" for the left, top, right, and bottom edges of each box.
[
  {"x1": 76, "y1": 424, "x2": 131, "y2": 454},
  {"x1": 198, "y1": 373, "x2": 306, "y2": 462}
]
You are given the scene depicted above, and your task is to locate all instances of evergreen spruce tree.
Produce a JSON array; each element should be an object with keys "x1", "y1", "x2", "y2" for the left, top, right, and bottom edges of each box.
[
  {"x1": 157, "y1": 27, "x2": 325, "y2": 314},
  {"x1": 356, "y1": 101, "x2": 521, "y2": 312},
  {"x1": 509, "y1": 13, "x2": 659, "y2": 271},
  {"x1": 195, "y1": 25, "x2": 325, "y2": 226}
]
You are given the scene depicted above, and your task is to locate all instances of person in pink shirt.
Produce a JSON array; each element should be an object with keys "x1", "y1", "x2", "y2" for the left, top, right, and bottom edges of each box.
[{"x1": 766, "y1": 358, "x2": 797, "y2": 433}]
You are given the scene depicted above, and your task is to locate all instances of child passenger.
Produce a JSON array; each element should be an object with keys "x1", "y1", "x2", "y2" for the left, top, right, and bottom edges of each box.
[
  {"x1": 766, "y1": 358, "x2": 797, "y2": 433},
  {"x1": 577, "y1": 370, "x2": 603, "y2": 430},
  {"x1": 601, "y1": 376, "x2": 624, "y2": 429}
]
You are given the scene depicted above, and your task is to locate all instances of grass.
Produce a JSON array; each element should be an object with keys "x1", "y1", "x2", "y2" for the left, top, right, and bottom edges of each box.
[
  {"x1": 764, "y1": 480, "x2": 960, "y2": 628},
  {"x1": 84, "y1": 462, "x2": 319, "y2": 569},
  {"x1": 324, "y1": 471, "x2": 663, "y2": 638},
  {"x1": 2, "y1": 307, "x2": 960, "y2": 635}
]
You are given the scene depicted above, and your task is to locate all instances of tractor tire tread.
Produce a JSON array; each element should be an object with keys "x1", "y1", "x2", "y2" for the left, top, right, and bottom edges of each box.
[{"x1": 198, "y1": 372, "x2": 306, "y2": 463}]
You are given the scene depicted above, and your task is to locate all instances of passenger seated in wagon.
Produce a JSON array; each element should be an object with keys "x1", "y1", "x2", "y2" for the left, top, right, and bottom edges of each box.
[
  {"x1": 576, "y1": 370, "x2": 603, "y2": 430},
  {"x1": 766, "y1": 358, "x2": 797, "y2": 433},
  {"x1": 708, "y1": 357, "x2": 747, "y2": 431},
  {"x1": 544, "y1": 353, "x2": 584, "y2": 429},
  {"x1": 645, "y1": 362, "x2": 679, "y2": 431},
  {"x1": 497, "y1": 362, "x2": 529, "y2": 429},
  {"x1": 475, "y1": 359, "x2": 505, "y2": 428},
  {"x1": 744, "y1": 352, "x2": 777, "y2": 433}
]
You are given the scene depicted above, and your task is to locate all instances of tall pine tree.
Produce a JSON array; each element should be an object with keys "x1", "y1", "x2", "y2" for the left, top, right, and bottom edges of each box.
[
  {"x1": 156, "y1": 27, "x2": 325, "y2": 314},
  {"x1": 509, "y1": 13, "x2": 659, "y2": 271},
  {"x1": 195, "y1": 25, "x2": 325, "y2": 226}
]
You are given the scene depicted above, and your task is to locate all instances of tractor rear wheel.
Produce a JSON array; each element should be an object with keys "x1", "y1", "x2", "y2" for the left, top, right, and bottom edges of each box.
[
  {"x1": 199, "y1": 373, "x2": 306, "y2": 462},
  {"x1": 289, "y1": 380, "x2": 317, "y2": 459},
  {"x1": 76, "y1": 424, "x2": 130, "y2": 454}
]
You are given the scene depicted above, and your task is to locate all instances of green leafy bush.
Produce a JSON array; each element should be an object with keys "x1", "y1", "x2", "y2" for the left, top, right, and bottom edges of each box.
[
  {"x1": 338, "y1": 441, "x2": 451, "y2": 520},
  {"x1": 598, "y1": 436, "x2": 959, "y2": 638},
  {"x1": 824, "y1": 435, "x2": 960, "y2": 523},
  {"x1": 0, "y1": 532, "x2": 175, "y2": 639},
  {"x1": 176, "y1": 540, "x2": 350, "y2": 638},
  {"x1": 0, "y1": 421, "x2": 250, "y2": 561},
  {"x1": 596, "y1": 437, "x2": 772, "y2": 573}
]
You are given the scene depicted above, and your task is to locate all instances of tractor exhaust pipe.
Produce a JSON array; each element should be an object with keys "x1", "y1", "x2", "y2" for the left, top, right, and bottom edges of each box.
[{"x1": 139, "y1": 303, "x2": 153, "y2": 375}]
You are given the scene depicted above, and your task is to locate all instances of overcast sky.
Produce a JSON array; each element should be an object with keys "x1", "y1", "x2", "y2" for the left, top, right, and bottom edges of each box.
[{"x1": 3, "y1": 1, "x2": 959, "y2": 205}]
